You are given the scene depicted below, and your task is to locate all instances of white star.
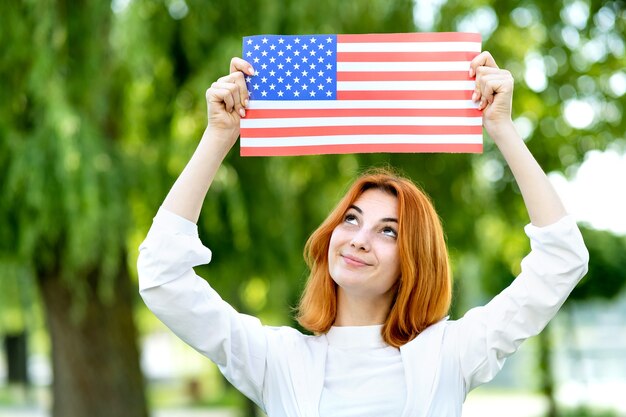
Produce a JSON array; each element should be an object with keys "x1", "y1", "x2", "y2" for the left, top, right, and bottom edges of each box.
[
  {"x1": 310, "y1": 50, "x2": 316, "y2": 56},
  {"x1": 261, "y1": 50, "x2": 268, "y2": 57},
  {"x1": 302, "y1": 44, "x2": 308, "y2": 50},
  {"x1": 254, "y1": 44, "x2": 260, "y2": 50},
  {"x1": 294, "y1": 91, "x2": 300, "y2": 97},
  {"x1": 277, "y1": 64, "x2": 284, "y2": 69},
  {"x1": 293, "y1": 63, "x2": 300, "y2": 69},
  {"x1": 270, "y1": 44, "x2": 276, "y2": 50},
  {"x1": 326, "y1": 64, "x2": 332, "y2": 70},
  {"x1": 318, "y1": 71, "x2": 324, "y2": 76},
  {"x1": 278, "y1": 38, "x2": 284, "y2": 44},
  {"x1": 261, "y1": 63, "x2": 267, "y2": 69},
  {"x1": 318, "y1": 84, "x2": 324, "y2": 90},
  {"x1": 246, "y1": 76, "x2": 252, "y2": 82},
  {"x1": 278, "y1": 90, "x2": 284, "y2": 97},
  {"x1": 269, "y1": 70, "x2": 276, "y2": 76},
  {"x1": 278, "y1": 50, "x2": 284, "y2": 56},
  {"x1": 294, "y1": 38, "x2": 301, "y2": 44},
  {"x1": 310, "y1": 37, "x2": 317, "y2": 43},
  {"x1": 253, "y1": 57, "x2": 260, "y2": 63},
  {"x1": 318, "y1": 57, "x2": 325, "y2": 63},
  {"x1": 293, "y1": 77, "x2": 300, "y2": 83},
  {"x1": 309, "y1": 77, "x2": 316, "y2": 83},
  {"x1": 302, "y1": 84, "x2": 308, "y2": 90},
  {"x1": 286, "y1": 57, "x2": 292, "y2": 63},
  {"x1": 326, "y1": 91, "x2": 332, "y2": 97},
  {"x1": 286, "y1": 84, "x2": 292, "y2": 90},
  {"x1": 261, "y1": 90, "x2": 268, "y2": 97},
  {"x1": 253, "y1": 83, "x2": 260, "y2": 90},
  {"x1": 269, "y1": 57, "x2": 276, "y2": 63},
  {"x1": 285, "y1": 70, "x2": 292, "y2": 76},
  {"x1": 262, "y1": 37, "x2": 268, "y2": 44},
  {"x1": 310, "y1": 91, "x2": 316, "y2": 97},
  {"x1": 302, "y1": 70, "x2": 308, "y2": 76},
  {"x1": 326, "y1": 50, "x2": 332, "y2": 56},
  {"x1": 318, "y1": 44, "x2": 324, "y2": 50},
  {"x1": 277, "y1": 77, "x2": 284, "y2": 83},
  {"x1": 294, "y1": 50, "x2": 300, "y2": 56},
  {"x1": 326, "y1": 37, "x2": 333, "y2": 43},
  {"x1": 286, "y1": 44, "x2": 292, "y2": 50},
  {"x1": 269, "y1": 83, "x2": 276, "y2": 90},
  {"x1": 326, "y1": 77, "x2": 332, "y2": 83},
  {"x1": 302, "y1": 57, "x2": 308, "y2": 63},
  {"x1": 261, "y1": 76, "x2": 268, "y2": 83},
  {"x1": 247, "y1": 39, "x2": 253, "y2": 45},
  {"x1": 246, "y1": 51, "x2": 252, "y2": 57},
  {"x1": 310, "y1": 64, "x2": 316, "y2": 70}
]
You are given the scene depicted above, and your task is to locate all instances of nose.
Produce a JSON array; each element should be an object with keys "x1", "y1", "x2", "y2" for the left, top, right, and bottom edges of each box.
[{"x1": 350, "y1": 228, "x2": 371, "y2": 251}]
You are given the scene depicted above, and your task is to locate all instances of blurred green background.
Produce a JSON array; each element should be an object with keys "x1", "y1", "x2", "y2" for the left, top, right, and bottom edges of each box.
[{"x1": 1, "y1": 0, "x2": 625, "y2": 416}]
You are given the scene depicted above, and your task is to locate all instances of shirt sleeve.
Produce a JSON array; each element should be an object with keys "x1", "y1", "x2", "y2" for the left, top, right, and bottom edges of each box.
[
  {"x1": 450, "y1": 215, "x2": 589, "y2": 393},
  {"x1": 137, "y1": 207, "x2": 267, "y2": 408}
]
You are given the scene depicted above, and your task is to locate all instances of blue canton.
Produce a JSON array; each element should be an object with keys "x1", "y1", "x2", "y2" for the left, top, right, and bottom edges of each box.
[{"x1": 242, "y1": 35, "x2": 337, "y2": 101}]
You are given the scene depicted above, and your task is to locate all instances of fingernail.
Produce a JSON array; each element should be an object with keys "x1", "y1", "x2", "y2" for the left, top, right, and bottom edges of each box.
[
  {"x1": 248, "y1": 66, "x2": 255, "y2": 75},
  {"x1": 244, "y1": 98, "x2": 249, "y2": 107},
  {"x1": 239, "y1": 108, "x2": 246, "y2": 118},
  {"x1": 469, "y1": 68, "x2": 474, "y2": 78},
  {"x1": 472, "y1": 92, "x2": 477, "y2": 101}
]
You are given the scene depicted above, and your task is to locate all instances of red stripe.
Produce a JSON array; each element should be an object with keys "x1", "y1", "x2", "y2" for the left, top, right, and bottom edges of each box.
[
  {"x1": 241, "y1": 143, "x2": 483, "y2": 156},
  {"x1": 337, "y1": 71, "x2": 472, "y2": 81},
  {"x1": 241, "y1": 125, "x2": 482, "y2": 138},
  {"x1": 246, "y1": 108, "x2": 481, "y2": 118},
  {"x1": 337, "y1": 33, "x2": 482, "y2": 43},
  {"x1": 337, "y1": 51, "x2": 478, "y2": 62},
  {"x1": 337, "y1": 90, "x2": 473, "y2": 100}
]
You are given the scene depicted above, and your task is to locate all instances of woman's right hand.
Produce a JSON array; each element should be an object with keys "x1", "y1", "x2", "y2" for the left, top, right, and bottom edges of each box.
[{"x1": 205, "y1": 57, "x2": 255, "y2": 148}]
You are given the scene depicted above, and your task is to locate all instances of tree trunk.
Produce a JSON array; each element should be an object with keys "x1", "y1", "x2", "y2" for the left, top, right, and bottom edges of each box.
[
  {"x1": 38, "y1": 262, "x2": 148, "y2": 417},
  {"x1": 538, "y1": 323, "x2": 558, "y2": 417}
]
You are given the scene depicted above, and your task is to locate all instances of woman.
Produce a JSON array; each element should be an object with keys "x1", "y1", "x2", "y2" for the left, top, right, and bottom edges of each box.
[{"x1": 138, "y1": 52, "x2": 589, "y2": 416}]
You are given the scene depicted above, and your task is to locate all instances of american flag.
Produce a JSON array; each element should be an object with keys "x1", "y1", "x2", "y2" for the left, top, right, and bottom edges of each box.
[{"x1": 240, "y1": 32, "x2": 482, "y2": 156}]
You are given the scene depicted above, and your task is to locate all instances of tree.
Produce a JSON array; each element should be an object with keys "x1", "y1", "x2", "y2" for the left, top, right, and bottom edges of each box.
[{"x1": 0, "y1": 1, "x2": 146, "y2": 416}]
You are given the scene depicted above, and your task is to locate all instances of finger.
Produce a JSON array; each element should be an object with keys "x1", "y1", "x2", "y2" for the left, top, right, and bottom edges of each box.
[
  {"x1": 469, "y1": 51, "x2": 499, "y2": 78},
  {"x1": 477, "y1": 74, "x2": 512, "y2": 110},
  {"x1": 230, "y1": 57, "x2": 255, "y2": 76},
  {"x1": 214, "y1": 76, "x2": 248, "y2": 116},
  {"x1": 230, "y1": 71, "x2": 250, "y2": 110},
  {"x1": 208, "y1": 82, "x2": 238, "y2": 115},
  {"x1": 474, "y1": 66, "x2": 508, "y2": 104}
]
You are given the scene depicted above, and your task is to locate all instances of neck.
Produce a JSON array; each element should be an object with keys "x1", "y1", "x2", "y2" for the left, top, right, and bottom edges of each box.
[{"x1": 334, "y1": 289, "x2": 394, "y2": 326}]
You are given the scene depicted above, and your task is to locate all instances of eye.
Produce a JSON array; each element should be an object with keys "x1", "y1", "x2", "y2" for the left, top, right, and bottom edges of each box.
[
  {"x1": 344, "y1": 213, "x2": 358, "y2": 225},
  {"x1": 382, "y1": 226, "x2": 397, "y2": 239}
]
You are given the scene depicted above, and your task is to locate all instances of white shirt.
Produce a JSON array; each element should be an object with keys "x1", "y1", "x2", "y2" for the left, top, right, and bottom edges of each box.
[
  {"x1": 320, "y1": 325, "x2": 405, "y2": 417},
  {"x1": 138, "y1": 208, "x2": 589, "y2": 417}
]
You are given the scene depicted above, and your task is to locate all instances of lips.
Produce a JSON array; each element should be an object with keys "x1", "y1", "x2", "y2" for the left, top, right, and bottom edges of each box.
[{"x1": 341, "y1": 253, "x2": 371, "y2": 267}]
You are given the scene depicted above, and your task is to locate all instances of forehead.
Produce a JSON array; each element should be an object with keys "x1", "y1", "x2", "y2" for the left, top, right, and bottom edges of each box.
[{"x1": 351, "y1": 188, "x2": 398, "y2": 216}]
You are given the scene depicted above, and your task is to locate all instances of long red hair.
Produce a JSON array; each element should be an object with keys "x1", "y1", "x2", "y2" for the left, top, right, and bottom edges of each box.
[{"x1": 296, "y1": 168, "x2": 451, "y2": 348}]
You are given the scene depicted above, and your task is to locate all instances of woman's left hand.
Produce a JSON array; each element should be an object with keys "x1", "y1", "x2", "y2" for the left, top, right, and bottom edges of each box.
[{"x1": 469, "y1": 51, "x2": 515, "y2": 137}]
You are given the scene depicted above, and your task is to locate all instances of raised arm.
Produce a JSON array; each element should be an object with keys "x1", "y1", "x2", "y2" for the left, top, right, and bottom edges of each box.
[
  {"x1": 448, "y1": 53, "x2": 589, "y2": 394},
  {"x1": 470, "y1": 52, "x2": 566, "y2": 226},
  {"x1": 163, "y1": 58, "x2": 254, "y2": 223}
]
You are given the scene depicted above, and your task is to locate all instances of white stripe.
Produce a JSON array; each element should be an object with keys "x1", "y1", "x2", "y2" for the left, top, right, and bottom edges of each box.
[
  {"x1": 337, "y1": 80, "x2": 475, "y2": 91},
  {"x1": 337, "y1": 61, "x2": 472, "y2": 72},
  {"x1": 247, "y1": 100, "x2": 480, "y2": 110},
  {"x1": 241, "y1": 135, "x2": 483, "y2": 147},
  {"x1": 241, "y1": 116, "x2": 482, "y2": 128},
  {"x1": 337, "y1": 42, "x2": 481, "y2": 53}
]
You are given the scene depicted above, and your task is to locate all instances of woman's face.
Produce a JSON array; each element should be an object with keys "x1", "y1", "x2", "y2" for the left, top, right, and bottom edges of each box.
[{"x1": 328, "y1": 188, "x2": 401, "y2": 302}]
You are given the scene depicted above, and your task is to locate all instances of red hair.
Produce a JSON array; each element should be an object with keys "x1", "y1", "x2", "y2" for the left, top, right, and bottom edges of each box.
[{"x1": 296, "y1": 168, "x2": 451, "y2": 348}]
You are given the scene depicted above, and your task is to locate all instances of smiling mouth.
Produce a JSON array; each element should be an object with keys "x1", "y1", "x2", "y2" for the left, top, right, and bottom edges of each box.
[{"x1": 341, "y1": 254, "x2": 371, "y2": 267}]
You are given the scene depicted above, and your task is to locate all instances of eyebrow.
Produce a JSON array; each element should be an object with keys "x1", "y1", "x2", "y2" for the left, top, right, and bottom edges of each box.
[{"x1": 348, "y1": 204, "x2": 398, "y2": 223}]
